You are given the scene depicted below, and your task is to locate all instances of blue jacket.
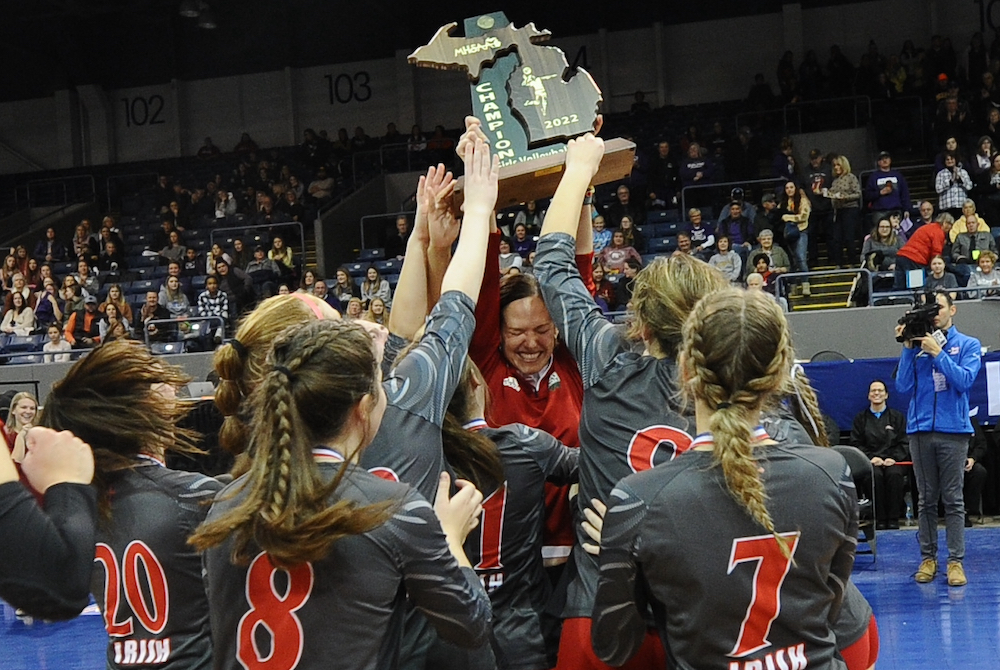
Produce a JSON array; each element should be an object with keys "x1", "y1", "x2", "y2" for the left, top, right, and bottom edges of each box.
[{"x1": 895, "y1": 325, "x2": 981, "y2": 434}]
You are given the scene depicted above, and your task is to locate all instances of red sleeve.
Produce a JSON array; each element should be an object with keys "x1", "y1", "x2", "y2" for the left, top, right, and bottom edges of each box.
[
  {"x1": 469, "y1": 231, "x2": 503, "y2": 373},
  {"x1": 931, "y1": 228, "x2": 944, "y2": 259},
  {"x1": 576, "y1": 251, "x2": 596, "y2": 297},
  {"x1": 63, "y1": 313, "x2": 76, "y2": 345}
]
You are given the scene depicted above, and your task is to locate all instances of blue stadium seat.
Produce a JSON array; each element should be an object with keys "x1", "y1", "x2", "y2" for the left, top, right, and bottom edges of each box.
[
  {"x1": 6, "y1": 353, "x2": 43, "y2": 365},
  {"x1": 648, "y1": 237, "x2": 677, "y2": 254},
  {"x1": 150, "y1": 342, "x2": 186, "y2": 355},
  {"x1": 646, "y1": 211, "x2": 670, "y2": 224},
  {"x1": 660, "y1": 222, "x2": 684, "y2": 236},
  {"x1": 347, "y1": 262, "x2": 366, "y2": 277},
  {"x1": 191, "y1": 275, "x2": 208, "y2": 292},
  {"x1": 128, "y1": 279, "x2": 157, "y2": 295},
  {"x1": 358, "y1": 248, "x2": 385, "y2": 261},
  {"x1": 374, "y1": 259, "x2": 402, "y2": 274},
  {"x1": 6, "y1": 335, "x2": 45, "y2": 352},
  {"x1": 56, "y1": 261, "x2": 76, "y2": 275}
]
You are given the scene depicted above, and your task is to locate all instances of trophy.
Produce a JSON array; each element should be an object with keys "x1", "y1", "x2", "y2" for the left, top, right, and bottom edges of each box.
[{"x1": 409, "y1": 11, "x2": 635, "y2": 209}]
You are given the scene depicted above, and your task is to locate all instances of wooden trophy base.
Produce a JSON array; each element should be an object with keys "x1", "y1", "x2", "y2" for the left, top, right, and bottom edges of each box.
[{"x1": 452, "y1": 137, "x2": 635, "y2": 211}]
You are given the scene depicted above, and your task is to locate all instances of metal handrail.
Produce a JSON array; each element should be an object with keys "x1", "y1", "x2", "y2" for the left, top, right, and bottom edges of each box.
[
  {"x1": 143, "y1": 315, "x2": 227, "y2": 349},
  {"x1": 783, "y1": 95, "x2": 872, "y2": 132},
  {"x1": 872, "y1": 286, "x2": 1000, "y2": 303},
  {"x1": 775, "y1": 268, "x2": 873, "y2": 307},
  {"x1": 359, "y1": 210, "x2": 414, "y2": 250},
  {"x1": 680, "y1": 176, "x2": 782, "y2": 218},
  {"x1": 24, "y1": 175, "x2": 96, "y2": 208},
  {"x1": 209, "y1": 221, "x2": 305, "y2": 268}
]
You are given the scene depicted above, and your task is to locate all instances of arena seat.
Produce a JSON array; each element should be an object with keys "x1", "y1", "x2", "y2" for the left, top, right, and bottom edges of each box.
[{"x1": 358, "y1": 248, "x2": 385, "y2": 261}]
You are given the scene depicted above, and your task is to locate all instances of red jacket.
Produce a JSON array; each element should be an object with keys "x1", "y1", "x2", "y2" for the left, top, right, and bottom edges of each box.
[
  {"x1": 470, "y1": 232, "x2": 591, "y2": 551},
  {"x1": 897, "y1": 223, "x2": 946, "y2": 266}
]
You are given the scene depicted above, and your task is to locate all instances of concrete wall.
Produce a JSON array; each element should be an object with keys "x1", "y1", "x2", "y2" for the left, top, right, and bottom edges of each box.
[{"x1": 0, "y1": 0, "x2": 982, "y2": 173}]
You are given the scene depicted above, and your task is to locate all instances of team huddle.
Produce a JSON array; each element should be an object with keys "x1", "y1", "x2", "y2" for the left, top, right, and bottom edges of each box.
[{"x1": 30, "y1": 119, "x2": 875, "y2": 670}]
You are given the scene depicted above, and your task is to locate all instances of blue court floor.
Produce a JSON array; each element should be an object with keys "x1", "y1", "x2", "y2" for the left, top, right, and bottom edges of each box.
[{"x1": 1, "y1": 526, "x2": 999, "y2": 669}]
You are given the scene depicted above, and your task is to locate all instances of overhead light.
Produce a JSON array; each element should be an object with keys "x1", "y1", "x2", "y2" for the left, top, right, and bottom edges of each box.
[
  {"x1": 197, "y1": 6, "x2": 217, "y2": 29},
  {"x1": 179, "y1": 0, "x2": 200, "y2": 17}
]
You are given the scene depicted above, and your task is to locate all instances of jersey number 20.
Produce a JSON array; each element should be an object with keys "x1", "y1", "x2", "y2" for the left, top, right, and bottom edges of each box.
[
  {"x1": 94, "y1": 542, "x2": 170, "y2": 637},
  {"x1": 727, "y1": 532, "x2": 801, "y2": 657},
  {"x1": 237, "y1": 552, "x2": 314, "y2": 670}
]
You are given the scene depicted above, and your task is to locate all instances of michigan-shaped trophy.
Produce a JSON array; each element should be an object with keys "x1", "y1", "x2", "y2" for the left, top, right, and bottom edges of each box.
[{"x1": 409, "y1": 11, "x2": 635, "y2": 208}]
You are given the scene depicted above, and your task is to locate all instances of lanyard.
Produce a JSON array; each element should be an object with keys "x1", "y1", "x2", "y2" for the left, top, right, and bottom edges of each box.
[
  {"x1": 135, "y1": 454, "x2": 165, "y2": 467},
  {"x1": 312, "y1": 447, "x2": 345, "y2": 464},
  {"x1": 463, "y1": 418, "x2": 488, "y2": 432},
  {"x1": 690, "y1": 426, "x2": 770, "y2": 450}
]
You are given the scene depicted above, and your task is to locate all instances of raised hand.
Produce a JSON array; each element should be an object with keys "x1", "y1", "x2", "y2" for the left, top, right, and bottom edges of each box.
[
  {"x1": 462, "y1": 138, "x2": 500, "y2": 219},
  {"x1": 422, "y1": 164, "x2": 459, "y2": 251},
  {"x1": 455, "y1": 116, "x2": 490, "y2": 159},
  {"x1": 434, "y1": 471, "x2": 485, "y2": 544},
  {"x1": 565, "y1": 133, "x2": 605, "y2": 181},
  {"x1": 19, "y1": 427, "x2": 94, "y2": 494}
]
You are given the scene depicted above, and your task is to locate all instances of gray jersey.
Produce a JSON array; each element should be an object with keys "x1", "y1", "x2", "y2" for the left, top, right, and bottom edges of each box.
[
  {"x1": 205, "y1": 462, "x2": 492, "y2": 670},
  {"x1": 593, "y1": 446, "x2": 857, "y2": 670},
  {"x1": 94, "y1": 464, "x2": 222, "y2": 670},
  {"x1": 362, "y1": 290, "x2": 474, "y2": 502},
  {"x1": 469, "y1": 424, "x2": 578, "y2": 669},
  {"x1": 535, "y1": 233, "x2": 696, "y2": 618}
]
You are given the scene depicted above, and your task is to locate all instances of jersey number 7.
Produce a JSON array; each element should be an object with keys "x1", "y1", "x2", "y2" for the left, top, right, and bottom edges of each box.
[{"x1": 727, "y1": 532, "x2": 801, "y2": 658}]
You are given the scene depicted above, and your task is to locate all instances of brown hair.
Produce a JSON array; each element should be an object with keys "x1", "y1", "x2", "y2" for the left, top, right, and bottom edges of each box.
[
  {"x1": 442, "y1": 358, "x2": 504, "y2": 493},
  {"x1": 628, "y1": 254, "x2": 728, "y2": 357},
  {"x1": 38, "y1": 340, "x2": 201, "y2": 518},
  {"x1": 214, "y1": 294, "x2": 324, "y2": 455},
  {"x1": 498, "y1": 273, "x2": 544, "y2": 323},
  {"x1": 190, "y1": 319, "x2": 393, "y2": 566},
  {"x1": 680, "y1": 288, "x2": 793, "y2": 552}
]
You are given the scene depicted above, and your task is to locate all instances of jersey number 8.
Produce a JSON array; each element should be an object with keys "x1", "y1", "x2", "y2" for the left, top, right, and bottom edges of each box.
[{"x1": 237, "y1": 552, "x2": 315, "y2": 670}]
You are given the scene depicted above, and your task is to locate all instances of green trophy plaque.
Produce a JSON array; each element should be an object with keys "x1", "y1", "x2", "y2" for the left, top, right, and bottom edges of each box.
[{"x1": 409, "y1": 11, "x2": 635, "y2": 209}]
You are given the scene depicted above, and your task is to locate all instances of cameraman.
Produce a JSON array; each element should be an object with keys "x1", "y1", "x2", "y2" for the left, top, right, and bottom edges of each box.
[{"x1": 894, "y1": 290, "x2": 981, "y2": 586}]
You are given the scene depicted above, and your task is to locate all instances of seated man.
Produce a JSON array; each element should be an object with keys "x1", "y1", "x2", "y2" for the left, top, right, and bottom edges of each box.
[
  {"x1": 245, "y1": 246, "x2": 281, "y2": 298},
  {"x1": 140, "y1": 291, "x2": 172, "y2": 343},
  {"x1": 63, "y1": 295, "x2": 103, "y2": 349},
  {"x1": 851, "y1": 379, "x2": 908, "y2": 529},
  {"x1": 686, "y1": 208, "x2": 715, "y2": 261},
  {"x1": 213, "y1": 258, "x2": 254, "y2": 316},
  {"x1": 181, "y1": 247, "x2": 202, "y2": 278},
  {"x1": 672, "y1": 231, "x2": 693, "y2": 257},
  {"x1": 716, "y1": 200, "x2": 755, "y2": 264},
  {"x1": 744, "y1": 228, "x2": 791, "y2": 281}
]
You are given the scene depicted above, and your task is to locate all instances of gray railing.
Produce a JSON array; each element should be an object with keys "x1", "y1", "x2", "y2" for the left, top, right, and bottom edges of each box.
[
  {"x1": 775, "y1": 268, "x2": 873, "y2": 309},
  {"x1": 143, "y1": 315, "x2": 227, "y2": 350}
]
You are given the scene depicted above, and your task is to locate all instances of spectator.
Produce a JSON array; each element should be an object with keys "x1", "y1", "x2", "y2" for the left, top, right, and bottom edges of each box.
[
  {"x1": 686, "y1": 208, "x2": 715, "y2": 260},
  {"x1": 215, "y1": 190, "x2": 237, "y2": 219},
  {"x1": 24, "y1": 258, "x2": 40, "y2": 290},
  {"x1": 949, "y1": 198, "x2": 990, "y2": 242},
  {"x1": 895, "y1": 214, "x2": 955, "y2": 289},
  {"x1": 297, "y1": 268, "x2": 318, "y2": 294},
  {"x1": 925, "y1": 254, "x2": 959, "y2": 297},
  {"x1": 278, "y1": 189, "x2": 306, "y2": 222},
  {"x1": 33, "y1": 278, "x2": 62, "y2": 328},
  {"x1": 630, "y1": 90, "x2": 652, "y2": 115},
  {"x1": 230, "y1": 238, "x2": 249, "y2": 270},
  {"x1": 744, "y1": 228, "x2": 791, "y2": 280},
  {"x1": 864, "y1": 151, "x2": 911, "y2": 224},
  {"x1": 71, "y1": 224, "x2": 98, "y2": 264},
  {"x1": 716, "y1": 201, "x2": 754, "y2": 262},
  {"x1": 197, "y1": 275, "x2": 229, "y2": 342},
  {"x1": 619, "y1": 215, "x2": 646, "y2": 253},
  {"x1": 343, "y1": 296, "x2": 363, "y2": 319},
  {"x1": 708, "y1": 235, "x2": 743, "y2": 284},
  {"x1": 615, "y1": 258, "x2": 641, "y2": 307},
  {"x1": 679, "y1": 142, "x2": 715, "y2": 197},
  {"x1": 746, "y1": 72, "x2": 777, "y2": 111},
  {"x1": 827, "y1": 154, "x2": 863, "y2": 268},
  {"x1": 515, "y1": 200, "x2": 546, "y2": 233},
  {"x1": 935, "y1": 152, "x2": 973, "y2": 218},
  {"x1": 180, "y1": 247, "x2": 201, "y2": 278},
  {"x1": 12, "y1": 245, "x2": 29, "y2": 275},
  {"x1": 360, "y1": 266, "x2": 391, "y2": 308},
  {"x1": 646, "y1": 141, "x2": 680, "y2": 206},
  {"x1": 951, "y1": 204, "x2": 996, "y2": 267},
  {"x1": 805, "y1": 148, "x2": 834, "y2": 266},
  {"x1": 33, "y1": 227, "x2": 67, "y2": 263},
  {"x1": 268, "y1": 235, "x2": 295, "y2": 275},
  {"x1": 307, "y1": 166, "x2": 335, "y2": 204},
  {"x1": 778, "y1": 180, "x2": 812, "y2": 295},
  {"x1": 233, "y1": 132, "x2": 259, "y2": 156},
  {"x1": 249, "y1": 195, "x2": 288, "y2": 227},
  {"x1": 0, "y1": 292, "x2": 35, "y2": 337},
  {"x1": 851, "y1": 380, "x2": 908, "y2": 530},
  {"x1": 748, "y1": 254, "x2": 779, "y2": 295},
  {"x1": 164, "y1": 200, "x2": 189, "y2": 231},
  {"x1": 159, "y1": 275, "x2": 191, "y2": 319},
  {"x1": 363, "y1": 296, "x2": 390, "y2": 326},
  {"x1": 196, "y1": 137, "x2": 220, "y2": 160},
  {"x1": 99, "y1": 284, "x2": 132, "y2": 324},
  {"x1": 672, "y1": 231, "x2": 693, "y2": 257},
  {"x1": 498, "y1": 237, "x2": 524, "y2": 275},
  {"x1": 139, "y1": 291, "x2": 171, "y2": 342},
  {"x1": 591, "y1": 262, "x2": 617, "y2": 312},
  {"x1": 861, "y1": 216, "x2": 905, "y2": 270},
  {"x1": 606, "y1": 185, "x2": 645, "y2": 227},
  {"x1": 312, "y1": 280, "x2": 341, "y2": 311},
  {"x1": 967, "y1": 250, "x2": 1000, "y2": 296},
  {"x1": 384, "y1": 215, "x2": 410, "y2": 259},
  {"x1": 206, "y1": 243, "x2": 232, "y2": 276},
  {"x1": 598, "y1": 230, "x2": 642, "y2": 274},
  {"x1": 772, "y1": 137, "x2": 797, "y2": 181},
  {"x1": 895, "y1": 291, "x2": 980, "y2": 586},
  {"x1": 99, "y1": 303, "x2": 131, "y2": 342},
  {"x1": 158, "y1": 230, "x2": 187, "y2": 266},
  {"x1": 245, "y1": 246, "x2": 280, "y2": 299},
  {"x1": 407, "y1": 124, "x2": 428, "y2": 161},
  {"x1": 511, "y1": 223, "x2": 536, "y2": 258},
  {"x1": 214, "y1": 258, "x2": 254, "y2": 315},
  {"x1": 934, "y1": 96, "x2": 974, "y2": 148},
  {"x1": 968, "y1": 136, "x2": 994, "y2": 187},
  {"x1": 5, "y1": 273, "x2": 36, "y2": 312},
  {"x1": 592, "y1": 216, "x2": 612, "y2": 253},
  {"x1": 63, "y1": 295, "x2": 102, "y2": 349},
  {"x1": 42, "y1": 324, "x2": 72, "y2": 363},
  {"x1": 98, "y1": 240, "x2": 127, "y2": 276},
  {"x1": 71, "y1": 261, "x2": 98, "y2": 296}
]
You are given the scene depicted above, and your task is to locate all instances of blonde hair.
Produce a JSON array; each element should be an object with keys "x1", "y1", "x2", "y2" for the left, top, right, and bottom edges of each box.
[
  {"x1": 832, "y1": 154, "x2": 852, "y2": 174},
  {"x1": 191, "y1": 319, "x2": 392, "y2": 566},
  {"x1": 627, "y1": 254, "x2": 728, "y2": 357},
  {"x1": 680, "y1": 288, "x2": 794, "y2": 551},
  {"x1": 215, "y1": 294, "x2": 326, "y2": 455},
  {"x1": 6, "y1": 391, "x2": 37, "y2": 432}
]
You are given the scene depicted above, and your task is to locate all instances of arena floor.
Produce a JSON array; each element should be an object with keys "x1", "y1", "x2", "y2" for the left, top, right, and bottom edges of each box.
[{"x1": 2, "y1": 525, "x2": 999, "y2": 669}]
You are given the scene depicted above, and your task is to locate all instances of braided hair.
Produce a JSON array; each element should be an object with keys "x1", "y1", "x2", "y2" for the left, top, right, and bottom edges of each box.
[
  {"x1": 680, "y1": 288, "x2": 794, "y2": 553},
  {"x1": 191, "y1": 319, "x2": 393, "y2": 567}
]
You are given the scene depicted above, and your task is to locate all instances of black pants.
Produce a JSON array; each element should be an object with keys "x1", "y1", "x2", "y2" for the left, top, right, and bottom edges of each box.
[
  {"x1": 809, "y1": 209, "x2": 833, "y2": 266},
  {"x1": 866, "y1": 464, "x2": 907, "y2": 523},
  {"x1": 829, "y1": 207, "x2": 861, "y2": 267}
]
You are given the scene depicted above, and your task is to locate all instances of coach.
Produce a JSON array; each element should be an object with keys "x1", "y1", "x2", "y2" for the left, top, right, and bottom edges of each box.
[{"x1": 894, "y1": 291, "x2": 980, "y2": 587}]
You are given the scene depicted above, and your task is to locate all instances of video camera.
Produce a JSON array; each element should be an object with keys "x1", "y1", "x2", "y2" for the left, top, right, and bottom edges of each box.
[{"x1": 895, "y1": 292, "x2": 939, "y2": 343}]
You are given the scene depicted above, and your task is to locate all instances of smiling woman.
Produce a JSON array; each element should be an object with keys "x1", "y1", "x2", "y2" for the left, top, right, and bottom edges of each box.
[{"x1": 499, "y1": 275, "x2": 558, "y2": 376}]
